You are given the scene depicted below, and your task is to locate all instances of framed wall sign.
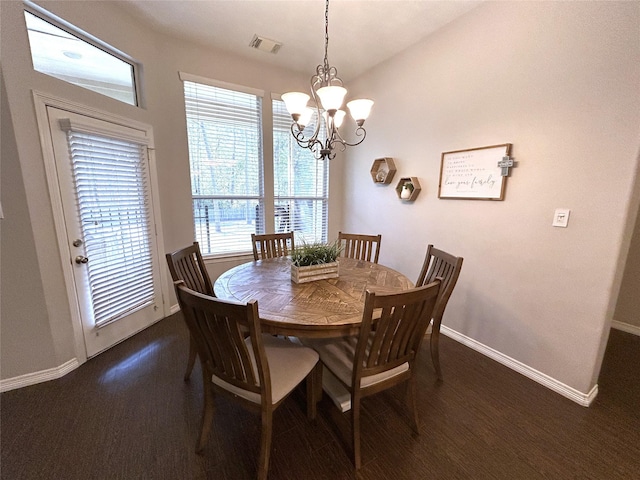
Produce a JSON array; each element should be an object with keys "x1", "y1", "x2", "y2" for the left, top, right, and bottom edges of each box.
[{"x1": 438, "y1": 143, "x2": 512, "y2": 200}]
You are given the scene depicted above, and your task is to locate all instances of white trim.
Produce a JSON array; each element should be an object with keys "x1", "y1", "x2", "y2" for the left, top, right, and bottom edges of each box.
[
  {"x1": 611, "y1": 320, "x2": 640, "y2": 336},
  {"x1": 33, "y1": 91, "x2": 88, "y2": 364},
  {"x1": 58, "y1": 118, "x2": 151, "y2": 145},
  {"x1": 0, "y1": 359, "x2": 79, "y2": 393},
  {"x1": 146, "y1": 147, "x2": 172, "y2": 319},
  {"x1": 32, "y1": 91, "x2": 154, "y2": 142},
  {"x1": 441, "y1": 326, "x2": 598, "y2": 407},
  {"x1": 170, "y1": 303, "x2": 181, "y2": 315},
  {"x1": 178, "y1": 71, "x2": 265, "y2": 98}
]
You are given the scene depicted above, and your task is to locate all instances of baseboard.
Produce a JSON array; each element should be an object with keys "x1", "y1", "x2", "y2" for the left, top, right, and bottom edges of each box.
[
  {"x1": 2, "y1": 309, "x2": 183, "y2": 393},
  {"x1": 0, "y1": 358, "x2": 80, "y2": 393},
  {"x1": 441, "y1": 326, "x2": 598, "y2": 407},
  {"x1": 611, "y1": 320, "x2": 640, "y2": 336},
  {"x1": 2, "y1": 320, "x2": 604, "y2": 407}
]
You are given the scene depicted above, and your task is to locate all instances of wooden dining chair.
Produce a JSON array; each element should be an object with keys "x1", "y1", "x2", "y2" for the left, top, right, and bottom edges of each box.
[
  {"x1": 251, "y1": 231, "x2": 295, "y2": 260},
  {"x1": 173, "y1": 281, "x2": 320, "y2": 480},
  {"x1": 337, "y1": 231, "x2": 381, "y2": 263},
  {"x1": 303, "y1": 281, "x2": 441, "y2": 469},
  {"x1": 165, "y1": 242, "x2": 214, "y2": 381},
  {"x1": 416, "y1": 244, "x2": 464, "y2": 380}
]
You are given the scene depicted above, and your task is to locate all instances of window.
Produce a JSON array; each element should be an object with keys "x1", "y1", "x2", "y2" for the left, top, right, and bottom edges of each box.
[
  {"x1": 183, "y1": 79, "x2": 264, "y2": 256},
  {"x1": 182, "y1": 75, "x2": 330, "y2": 257},
  {"x1": 272, "y1": 99, "x2": 329, "y2": 244},
  {"x1": 24, "y1": 7, "x2": 138, "y2": 106}
]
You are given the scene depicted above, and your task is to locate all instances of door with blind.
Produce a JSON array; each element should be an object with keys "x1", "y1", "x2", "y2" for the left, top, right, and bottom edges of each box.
[{"x1": 46, "y1": 107, "x2": 164, "y2": 358}]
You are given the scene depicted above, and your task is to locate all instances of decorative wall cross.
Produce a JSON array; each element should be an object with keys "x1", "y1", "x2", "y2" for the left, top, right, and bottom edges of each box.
[{"x1": 497, "y1": 155, "x2": 515, "y2": 176}]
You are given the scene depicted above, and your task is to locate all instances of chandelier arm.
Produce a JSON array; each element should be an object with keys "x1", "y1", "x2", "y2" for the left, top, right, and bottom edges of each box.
[
  {"x1": 291, "y1": 124, "x2": 324, "y2": 151},
  {"x1": 330, "y1": 139, "x2": 347, "y2": 154},
  {"x1": 331, "y1": 126, "x2": 368, "y2": 148}
]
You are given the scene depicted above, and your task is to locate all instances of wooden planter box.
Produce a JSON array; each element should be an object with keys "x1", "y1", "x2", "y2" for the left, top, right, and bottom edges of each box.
[{"x1": 291, "y1": 261, "x2": 339, "y2": 284}]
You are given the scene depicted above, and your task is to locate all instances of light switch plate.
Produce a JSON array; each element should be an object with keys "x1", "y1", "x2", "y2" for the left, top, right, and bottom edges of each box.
[{"x1": 552, "y1": 208, "x2": 570, "y2": 228}]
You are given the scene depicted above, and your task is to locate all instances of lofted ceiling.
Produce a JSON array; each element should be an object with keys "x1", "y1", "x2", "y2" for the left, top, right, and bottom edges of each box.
[{"x1": 117, "y1": 0, "x2": 483, "y2": 81}]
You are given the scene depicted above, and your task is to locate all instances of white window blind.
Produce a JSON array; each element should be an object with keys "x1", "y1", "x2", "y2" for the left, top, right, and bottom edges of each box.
[
  {"x1": 273, "y1": 99, "x2": 329, "y2": 244},
  {"x1": 183, "y1": 81, "x2": 264, "y2": 256},
  {"x1": 66, "y1": 130, "x2": 155, "y2": 326}
]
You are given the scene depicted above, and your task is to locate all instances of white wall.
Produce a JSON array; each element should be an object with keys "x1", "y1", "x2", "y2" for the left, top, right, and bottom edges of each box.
[
  {"x1": 342, "y1": 1, "x2": 640, "y2": 397},
  {"x1": 1, "y1": 71, "x2": 58, "y2": 375}
]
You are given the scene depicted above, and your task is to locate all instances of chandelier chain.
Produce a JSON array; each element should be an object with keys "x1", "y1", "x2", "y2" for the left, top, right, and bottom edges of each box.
[{"x1": 323, "y1": 0, "x2": 330, "y2": 82}]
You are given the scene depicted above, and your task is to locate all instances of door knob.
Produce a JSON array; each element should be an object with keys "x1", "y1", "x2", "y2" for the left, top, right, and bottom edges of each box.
[{"x1": 75, "y1": 256, "x2": 89, "y2": 264}]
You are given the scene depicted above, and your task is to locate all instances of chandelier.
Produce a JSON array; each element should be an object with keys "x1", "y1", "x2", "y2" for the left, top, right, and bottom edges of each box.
[{"x1": 282, "y1": 0, "x2": 374, "y2": 161}]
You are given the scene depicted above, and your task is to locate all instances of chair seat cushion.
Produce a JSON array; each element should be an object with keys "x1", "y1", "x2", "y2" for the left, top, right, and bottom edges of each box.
[
  {"x1": 302, "y1": 336, "x2": 408, "y2": 389},
  {"x1": 212, "y1": 334, "x2": 318, "y2": 405}
]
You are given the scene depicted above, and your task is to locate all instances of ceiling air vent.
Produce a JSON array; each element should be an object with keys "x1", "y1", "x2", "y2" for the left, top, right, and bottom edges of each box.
[{"x1": 249, "y1": 35, "x2": 282, "y2": 54}]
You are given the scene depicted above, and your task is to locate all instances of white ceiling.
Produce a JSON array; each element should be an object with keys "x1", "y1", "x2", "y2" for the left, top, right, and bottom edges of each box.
[{"x1": 117, "y1": 0, "x2": 483, "y2": 81}]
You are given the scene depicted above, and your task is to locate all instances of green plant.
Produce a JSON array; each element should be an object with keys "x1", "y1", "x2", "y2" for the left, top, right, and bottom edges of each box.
[{"x1": 291, "y1": 240, "x2": 342, "y2": 267}]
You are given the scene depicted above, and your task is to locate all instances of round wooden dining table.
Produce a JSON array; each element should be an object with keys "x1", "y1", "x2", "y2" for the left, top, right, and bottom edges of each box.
[{"x1": 213, "y1": 256, "x2": 414, "y2": 338}]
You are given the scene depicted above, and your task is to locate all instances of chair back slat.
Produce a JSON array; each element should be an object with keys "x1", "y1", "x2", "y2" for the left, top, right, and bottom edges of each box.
[
  {"x1": 416, "y1": 245, "x2": 463, "y2": 321},
  {"x1": 338, "y1": 232, "x2": 382, "y2": 263},
  {"x1": 175, "y1": 283, "x2": 268, "y2": 398},
  {"x1": 251, "y1": 232, "x2": 295, "y2": 261},
  {"x1": 354, "y1": 282, "x2": 440, "y2": 380},
  {"x1": 166, "y1": 242, "x2": 214, "y2": 295}
]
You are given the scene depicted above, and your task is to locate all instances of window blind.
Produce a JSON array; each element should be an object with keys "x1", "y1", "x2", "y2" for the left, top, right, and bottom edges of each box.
[
  {"x1": 272, "y1": 99, "x2": 329, "y2": 244},
  {"x1": 66, "y1": 130, "x2": 155, "y2": 327},
  {"x1": 183, "y1": 81, "x2": 264, "y2": 255}
]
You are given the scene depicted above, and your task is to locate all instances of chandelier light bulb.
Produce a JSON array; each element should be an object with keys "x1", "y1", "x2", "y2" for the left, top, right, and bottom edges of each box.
[
  {"x1": 282, "y1": 92, "x2": 310, "y2": 117},
  {"x1": 322, "y1": 109, "x2": 346, "y2": 133},
  {"x1": 316, "y1": 86, "x2": 347, "y2": 112},
  {"x1": 347, "y1": 99, "x2": 374, "y2": 125}
]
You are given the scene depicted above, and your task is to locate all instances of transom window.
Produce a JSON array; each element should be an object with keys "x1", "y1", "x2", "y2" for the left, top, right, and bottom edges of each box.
[{"x1": 24, "y1": 6, "x2": 138, "y2": 106}]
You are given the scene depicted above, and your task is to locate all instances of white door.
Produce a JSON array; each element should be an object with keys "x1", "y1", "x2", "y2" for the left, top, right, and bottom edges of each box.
[{"x1": 46, "y1": 106, "x2": 164, "y2": 357}]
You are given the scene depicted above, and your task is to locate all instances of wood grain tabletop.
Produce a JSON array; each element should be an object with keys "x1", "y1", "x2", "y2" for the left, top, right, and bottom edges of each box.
[{"x1": 214, "y1": 257, "x2": 413, "y2": 338}]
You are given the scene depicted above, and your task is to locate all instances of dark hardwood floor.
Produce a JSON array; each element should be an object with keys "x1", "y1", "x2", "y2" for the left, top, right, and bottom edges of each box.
[{"x1": 2, "y1": 314, "x2": 639, "y2": 479}]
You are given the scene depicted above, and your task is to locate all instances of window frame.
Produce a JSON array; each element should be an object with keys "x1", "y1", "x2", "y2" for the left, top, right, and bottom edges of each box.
[
  {"x1": 181, "y1": 73, "x2": 266, "y2": 258},
  {"x1": 180, "y1": 73, "x2": 330, "y2": 258},
  {"x1": 24, "y1": 1, "x2": 141, "y2": 107}
]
